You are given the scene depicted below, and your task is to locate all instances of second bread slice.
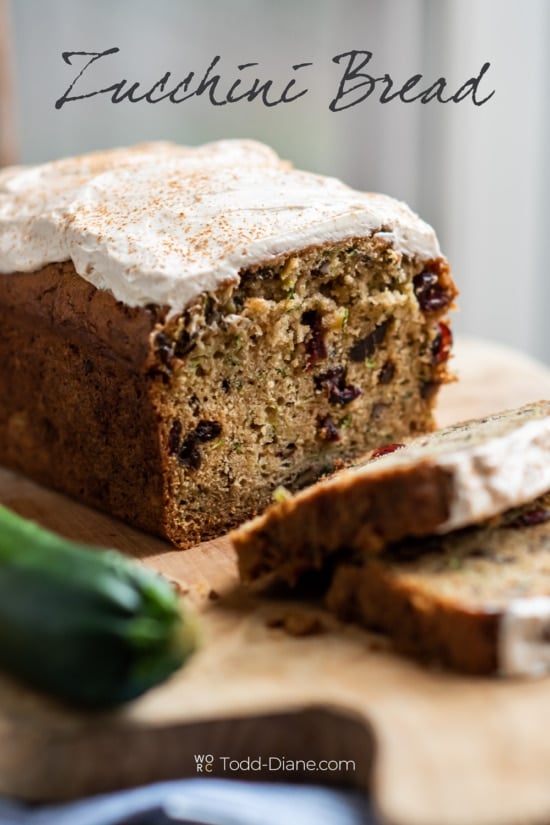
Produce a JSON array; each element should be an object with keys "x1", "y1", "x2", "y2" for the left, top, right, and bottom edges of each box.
[{"x1": 327, "y1": 493, "x2": 550, "y2": 676}]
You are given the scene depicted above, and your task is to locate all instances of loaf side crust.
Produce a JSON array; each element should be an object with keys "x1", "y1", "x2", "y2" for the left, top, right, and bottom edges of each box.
[{"x1": 0, "y1": 262, "x2": 168, "y2": 535}]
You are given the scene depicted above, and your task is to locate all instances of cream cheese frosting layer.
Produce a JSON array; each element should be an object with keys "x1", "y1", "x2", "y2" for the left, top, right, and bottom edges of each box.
[
  {"x1": 0, "y1": 139, "x2": 441, "y2": 309},
  {"x1": 500, "y1": 597, "x2": 550, "y2": 677}
]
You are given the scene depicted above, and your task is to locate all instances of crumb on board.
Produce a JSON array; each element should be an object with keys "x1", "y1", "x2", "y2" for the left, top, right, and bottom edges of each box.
[
  {"x1": 168, "y1": 578, "x2": 190, "y2": 596},
  {"x1": 266, "y1": 610, "x2": 327, "y2": 637}
]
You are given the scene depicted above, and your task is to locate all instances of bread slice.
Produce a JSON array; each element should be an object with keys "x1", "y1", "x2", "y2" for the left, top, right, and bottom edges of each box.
[
  {"x1": 327, "y1": 493, "x2": 550, "y2": 676},
  {"x1": 232, "y1": 401, "x2": 550, "y2": 583},
  {"x1": 0, "y1": 140, "x2": 455, "y2": 547}
]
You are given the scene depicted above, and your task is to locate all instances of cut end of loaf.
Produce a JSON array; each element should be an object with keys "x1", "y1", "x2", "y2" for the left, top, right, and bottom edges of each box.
[{"x1": 154, "y1": 236, "x2": 456, "y2": 546}]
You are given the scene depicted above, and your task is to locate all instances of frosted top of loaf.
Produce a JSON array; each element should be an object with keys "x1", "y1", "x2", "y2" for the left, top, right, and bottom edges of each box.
[{"x1": 0, "y1": 139, "x2": 441, "y2": 309}]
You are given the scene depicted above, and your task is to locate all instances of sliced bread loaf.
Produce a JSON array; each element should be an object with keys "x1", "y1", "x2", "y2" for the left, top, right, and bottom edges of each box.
[{"x1": 232, "y1": 401, "x2": 550, "y2": 583}]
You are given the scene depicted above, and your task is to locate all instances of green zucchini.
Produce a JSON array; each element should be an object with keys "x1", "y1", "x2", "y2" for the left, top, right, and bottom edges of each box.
[{"x1": 0, "y1": 505, "x2": 198, "y2": 707}]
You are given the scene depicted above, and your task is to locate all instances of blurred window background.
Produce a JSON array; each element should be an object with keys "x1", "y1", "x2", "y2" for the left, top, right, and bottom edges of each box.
[{"x1": 3, "y1": 0, "x2": 549, "y2": 363}]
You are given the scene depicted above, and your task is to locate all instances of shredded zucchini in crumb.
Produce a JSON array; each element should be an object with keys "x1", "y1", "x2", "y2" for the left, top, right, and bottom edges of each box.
[{"x1": 272, "y1": 485, "x2": 292, "y2": 503}]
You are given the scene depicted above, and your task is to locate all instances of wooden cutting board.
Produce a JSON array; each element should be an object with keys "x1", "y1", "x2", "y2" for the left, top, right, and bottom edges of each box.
[{"x1": 2, "y1": 337, "x2": 550, "y2": 825}]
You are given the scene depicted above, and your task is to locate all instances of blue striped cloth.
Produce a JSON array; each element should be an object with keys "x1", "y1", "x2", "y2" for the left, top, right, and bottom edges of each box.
[{"x1": 0, "y1": 780, "x2": 375, "y2": 825}]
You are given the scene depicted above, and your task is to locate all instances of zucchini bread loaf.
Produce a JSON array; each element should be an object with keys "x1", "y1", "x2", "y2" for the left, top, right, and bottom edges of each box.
[
  {"x1": 0, "y1": 140, "x2": 456, "y2": 546},
  {"x1": 327, "y1": 492, "x2": 550, "y2": 676},
  {"x1": 233, "y1": 402, "x2": 550, "y2": 583}
]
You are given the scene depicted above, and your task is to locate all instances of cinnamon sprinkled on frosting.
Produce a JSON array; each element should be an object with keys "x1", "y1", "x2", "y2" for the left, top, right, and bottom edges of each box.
[{"x1": 0, "y1": 139, "x2": 440, "y2": 310}]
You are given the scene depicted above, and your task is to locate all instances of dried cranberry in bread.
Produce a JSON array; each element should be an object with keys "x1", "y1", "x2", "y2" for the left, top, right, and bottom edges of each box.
[
  {"x1": 0, "y1": 140, "x2": 455, "y2": 547},
  {"x1": 327, "y1": 493, "x2": 550, "y2": 676},
  {"x1": 232, "y1": 401, "x2": 550, "y2": 583}
]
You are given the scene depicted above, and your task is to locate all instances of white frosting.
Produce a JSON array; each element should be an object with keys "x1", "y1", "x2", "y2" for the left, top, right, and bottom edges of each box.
[
  {"x1": 437, "y1": 417, "x2": 550, "y2": 531},
  {"x1": 500, "y1": 597, "x2": 550, "y2": 677},
  {"x1": 0, "y1": 139, "x2": 440, "y2": 310}
]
